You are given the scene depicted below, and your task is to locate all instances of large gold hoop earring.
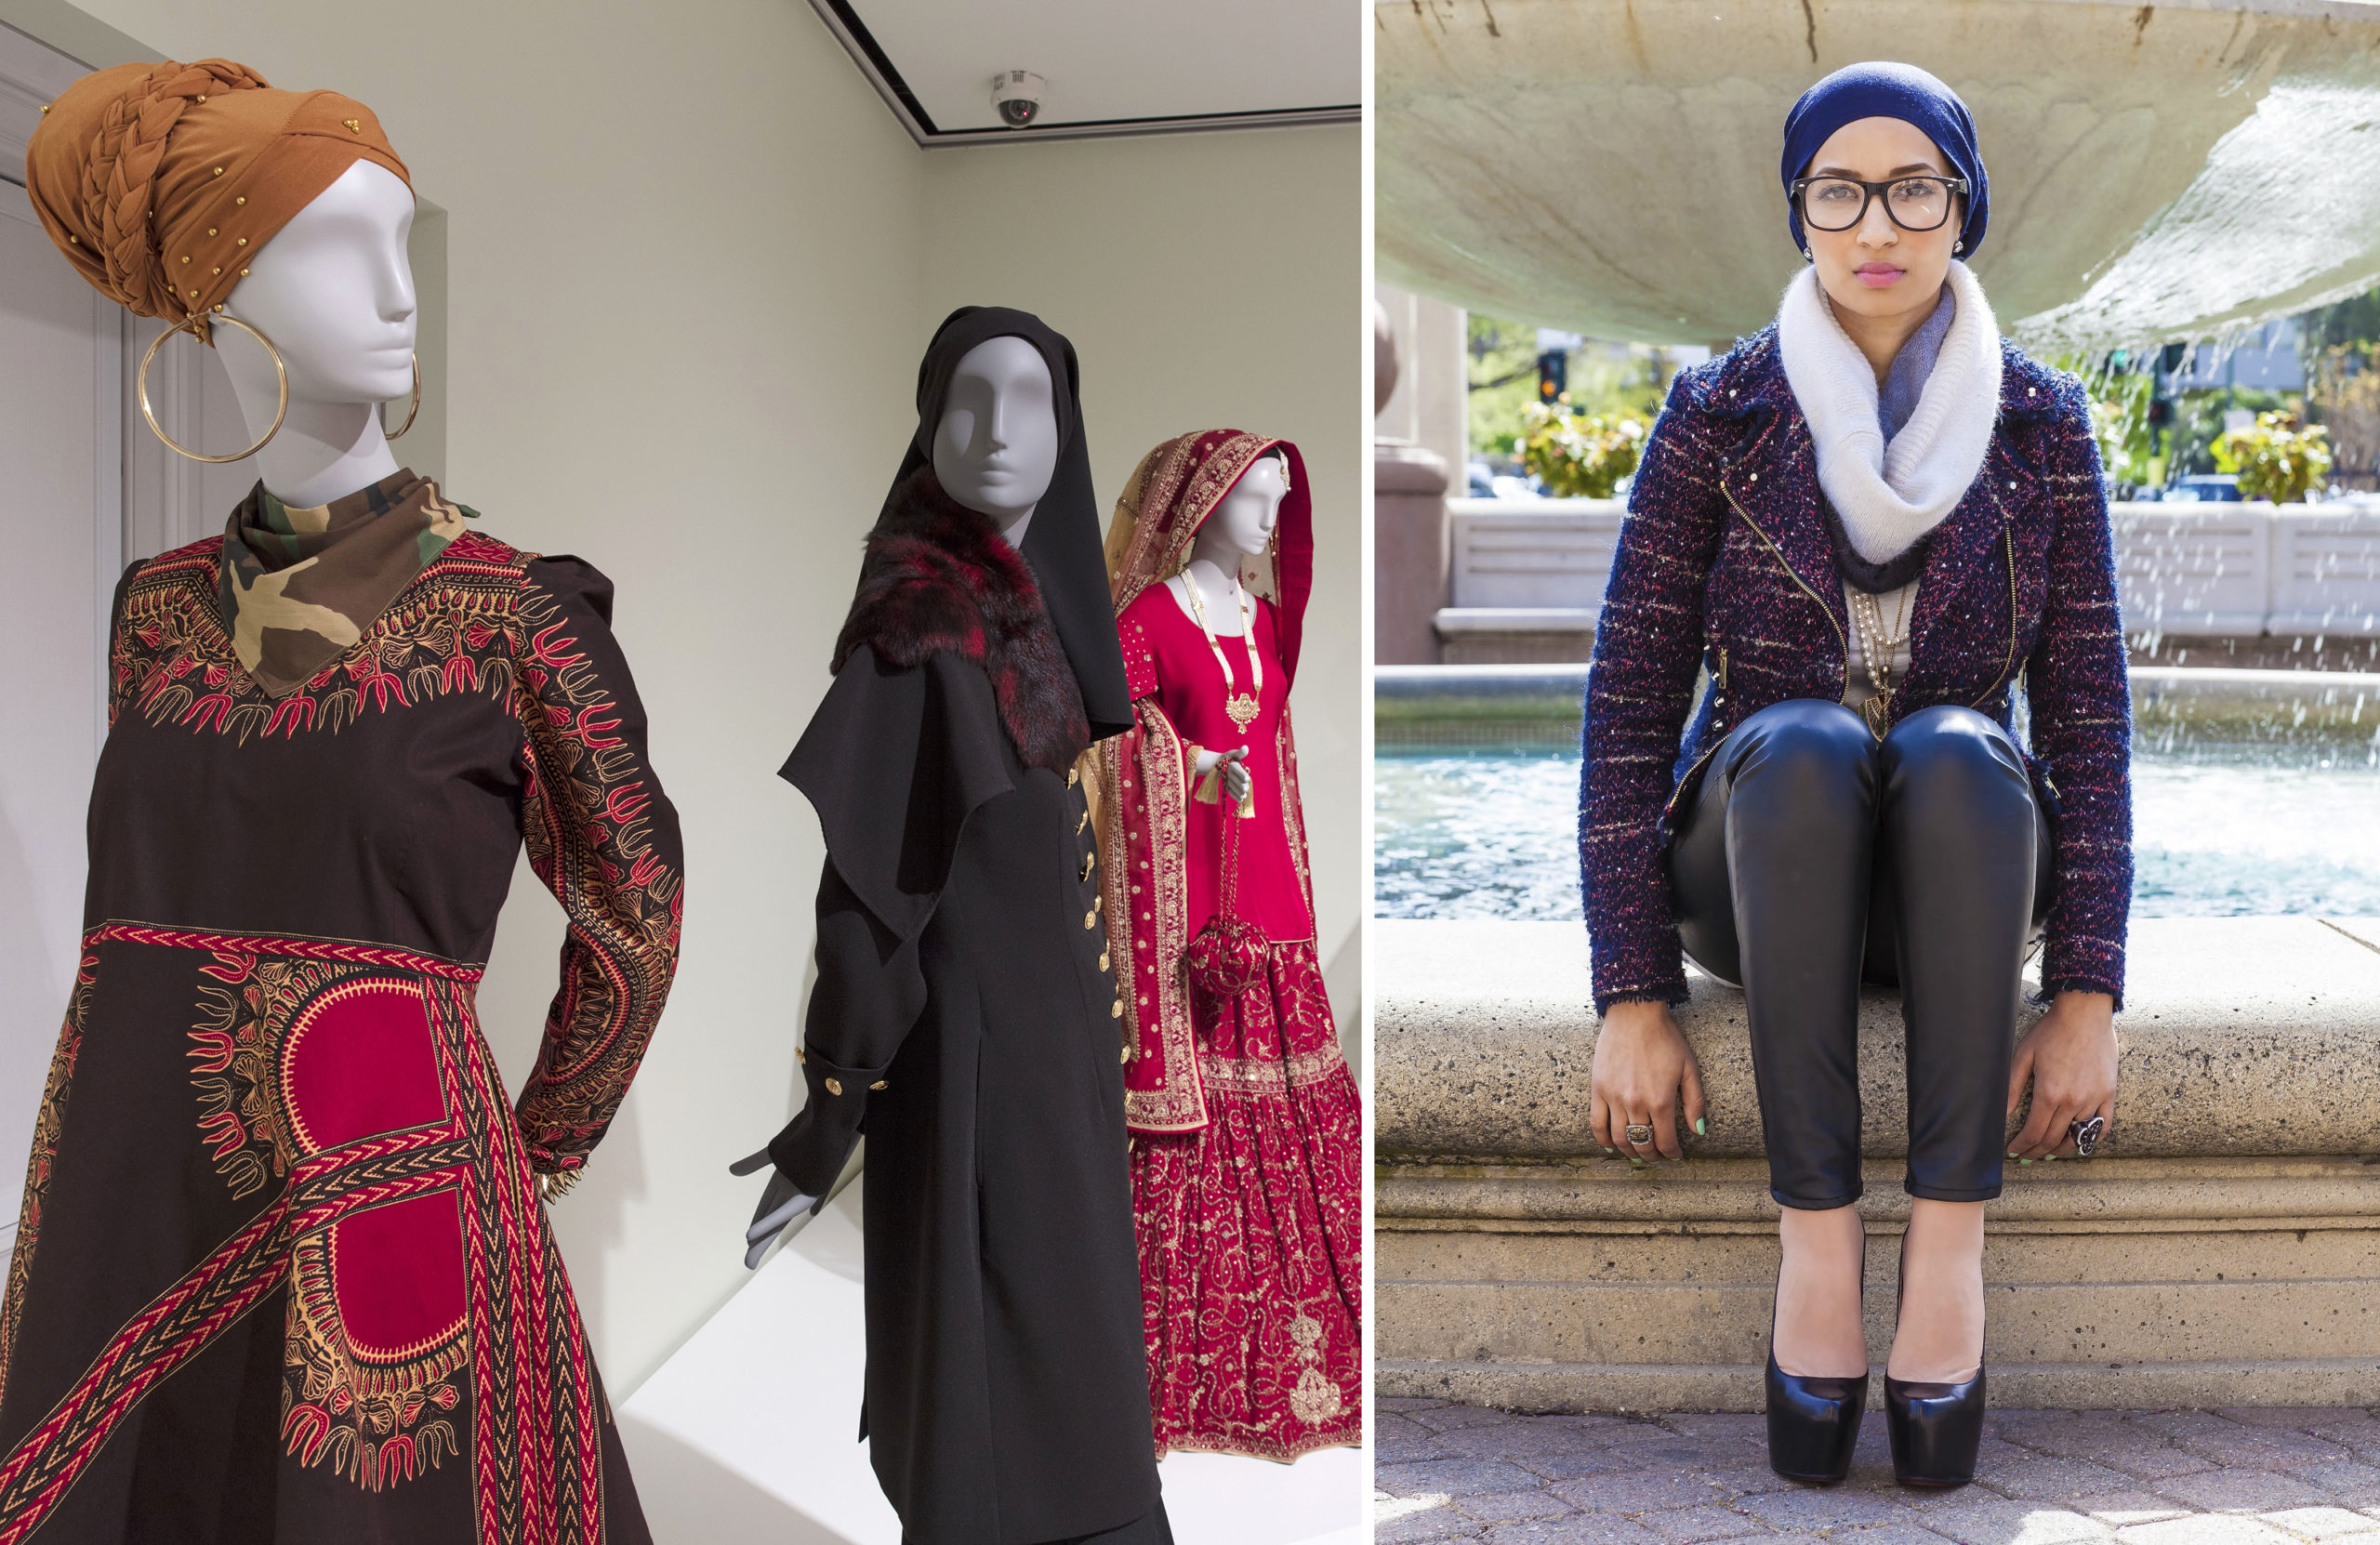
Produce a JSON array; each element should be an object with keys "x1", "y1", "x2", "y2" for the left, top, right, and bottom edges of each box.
[
  {"x1": 382, "y1": 356, "x2": 420, "y2": 441},
  {"x1": 138, "y1": 313, "x2": 288, "y2": 464}
]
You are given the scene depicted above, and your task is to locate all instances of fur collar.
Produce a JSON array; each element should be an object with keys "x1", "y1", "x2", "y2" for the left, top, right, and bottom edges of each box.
[
  {"x1": 1777, "y1": 258, "x2": 2003, "y2": 564},
  {"x1": 834, "y1": 467, "x2": 1091, "y2": 773}
]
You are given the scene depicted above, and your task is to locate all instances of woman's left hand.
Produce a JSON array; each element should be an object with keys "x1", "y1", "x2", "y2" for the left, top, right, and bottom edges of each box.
[{"x1": 2006, "y1": 990, "x2": 2117, "y2": 1161}]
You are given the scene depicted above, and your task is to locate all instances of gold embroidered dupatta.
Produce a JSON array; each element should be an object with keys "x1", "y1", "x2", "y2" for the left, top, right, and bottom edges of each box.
[{"x1": 1093, "y1": 429, "x2": 1316, "y2": 1133}]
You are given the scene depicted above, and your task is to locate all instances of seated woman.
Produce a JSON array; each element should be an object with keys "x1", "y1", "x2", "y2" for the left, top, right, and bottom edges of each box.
[{"x1": 1579, "y1": 62, "x2": 2132, "y2": 1490}]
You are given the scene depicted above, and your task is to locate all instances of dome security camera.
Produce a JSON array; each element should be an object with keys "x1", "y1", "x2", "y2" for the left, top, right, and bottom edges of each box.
[{"x1": 991, "y1": 71, "x2": 1046, "y2": 128}]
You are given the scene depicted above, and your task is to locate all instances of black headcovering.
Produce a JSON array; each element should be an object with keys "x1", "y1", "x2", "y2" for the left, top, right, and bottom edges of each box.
[{"x1": 886, "y1": 306, "x2": 1134, "y2": 743}]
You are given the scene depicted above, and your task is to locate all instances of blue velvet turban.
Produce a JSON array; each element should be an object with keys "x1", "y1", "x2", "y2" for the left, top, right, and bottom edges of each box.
[{"x1": 1780, "y1": 61, "x2": 1989, "y2": 258}]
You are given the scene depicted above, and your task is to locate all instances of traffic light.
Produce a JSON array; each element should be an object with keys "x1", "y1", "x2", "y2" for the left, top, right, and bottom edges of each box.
[{"x1": 1537, "y1": 349, "x2": 1567, "y2": 403}]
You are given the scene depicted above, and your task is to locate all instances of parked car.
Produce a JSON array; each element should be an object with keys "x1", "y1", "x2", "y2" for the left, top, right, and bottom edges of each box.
[
  {"x1": 2162, "y1": 474, "x2": 2242, "y2": 503},
  {"x1": 1467, "y1": 461, "x2": 1495, "y2": 497}
]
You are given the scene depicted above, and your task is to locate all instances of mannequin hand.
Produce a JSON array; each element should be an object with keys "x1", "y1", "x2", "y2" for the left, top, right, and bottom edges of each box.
[
  {"x1": 1193, "y1": 746, "x2": 1252, "y2": 803},
  {"x1": 2007, "y1": 991, "x2": 2116, "y2": 1161},
  {"x1": 729, "y1": 1147, "x2": 820, "y2": 1269},
  {"x1": 1590, "y1": 999, "x2": 1707, "y2": 1163}
]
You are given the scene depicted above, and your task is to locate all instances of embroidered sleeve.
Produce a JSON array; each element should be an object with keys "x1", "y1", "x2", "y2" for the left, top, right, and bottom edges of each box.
[
  {"x1": 1099, "y1": 693, "x2": 1206, "y2": 1133},
  {"x1": 2023, "y1": 376, "x2": 2133, "y2": 1008},
  {"x1": 509, "y1": 557, "x2": 685, "y2": 1179},
  {"x1": 1581, "y1": 368, "x2": 1732, "y2": 1013}
]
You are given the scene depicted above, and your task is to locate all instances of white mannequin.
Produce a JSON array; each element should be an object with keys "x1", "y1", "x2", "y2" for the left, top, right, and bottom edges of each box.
[
  {"x1": 211, "y1": 160, "x2": 416, "y2": 508},
  {"x1": 736, "y1": 332, "x2": 1069, "y2": 1267},
  {"x1": 1165, "y1": 454, "x2": 1288, "y2": 805},
  {"x1": 931, "y1": 336, "x2": 1059, "y2": 549}
]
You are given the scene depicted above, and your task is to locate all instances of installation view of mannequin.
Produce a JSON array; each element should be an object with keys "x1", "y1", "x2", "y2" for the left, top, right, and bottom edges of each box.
[
  {"x1": 5, "y1": 58, "x2": 680, "y2": 1541},
  {"x1": 1097, "y1": 432, "x2": 1363, "y2": 1461},
  {"x1": 740, "y1": 307, "x2": 1166, "y2": 1545}
]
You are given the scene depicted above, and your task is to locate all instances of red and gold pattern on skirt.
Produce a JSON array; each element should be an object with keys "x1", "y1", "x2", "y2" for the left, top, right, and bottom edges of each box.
[{"x1": 1130, "y1": 939, "x2": 1362, "y2": 1461}]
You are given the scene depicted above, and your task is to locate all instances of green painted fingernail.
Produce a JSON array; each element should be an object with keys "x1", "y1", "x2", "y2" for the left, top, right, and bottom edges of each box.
[
  {"x1": 2019, "y1": 1157, "x2": 2032, "y2": 1165},
  {"x1": 1694, "y1": 1118, "x2": 1708, "y2": 1135}
]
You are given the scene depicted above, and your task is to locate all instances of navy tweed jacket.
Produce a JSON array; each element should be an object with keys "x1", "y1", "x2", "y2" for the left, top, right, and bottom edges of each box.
[{"x1": 1580, "y1": 325, "x2": 2133, "y2": 1013}]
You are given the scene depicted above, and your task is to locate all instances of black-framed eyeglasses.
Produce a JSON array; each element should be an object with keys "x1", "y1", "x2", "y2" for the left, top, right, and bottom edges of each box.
[{"x1": 1790, "y1": 175, "x2": 1969, "y2": 233}]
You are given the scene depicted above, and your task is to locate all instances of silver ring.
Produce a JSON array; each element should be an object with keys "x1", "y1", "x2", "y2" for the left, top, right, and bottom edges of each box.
[
  {"x1": 2068, "y1": 1115, "x2": 2105, "y2": 1159},
  {"x1": 1624, "y1": 1123, "x2": 1654, "y2": 1147}
]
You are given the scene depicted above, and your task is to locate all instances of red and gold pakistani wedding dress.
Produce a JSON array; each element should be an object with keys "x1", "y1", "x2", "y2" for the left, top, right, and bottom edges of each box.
[{"x1": 1094, "y1": 430, "x2": 1361, "y2": 1462}]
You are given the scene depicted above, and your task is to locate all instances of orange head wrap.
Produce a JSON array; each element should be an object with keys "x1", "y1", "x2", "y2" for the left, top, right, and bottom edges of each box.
[{"x1": 24, "y1": 59, "x2": 411, "y2": 340}]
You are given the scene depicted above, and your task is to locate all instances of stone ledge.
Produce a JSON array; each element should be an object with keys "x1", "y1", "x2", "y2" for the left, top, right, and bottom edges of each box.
[
  {"x1": 1376, "y1": 918, "x2": 2380, "y2": 1161},
  {"x1": 1376, "y1": 1355, "x2": 2380, "y2": 1415}
]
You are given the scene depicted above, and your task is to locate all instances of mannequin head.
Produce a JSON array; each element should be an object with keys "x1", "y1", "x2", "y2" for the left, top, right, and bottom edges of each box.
[
  {"x1": 216, "y1": 159, "x2": 416, "y2": 413},
  {"x1": 931, "y1": 336, "x2": 1059, "y2": 530},
  {"x1": 1192, "y1": 453, "x2": 1288, "y2": 567}
]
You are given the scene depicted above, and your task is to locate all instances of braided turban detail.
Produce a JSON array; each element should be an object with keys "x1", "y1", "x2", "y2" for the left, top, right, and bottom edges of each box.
[{"x1": 26, "y1": 58, "x2": 411, "y2": 340}]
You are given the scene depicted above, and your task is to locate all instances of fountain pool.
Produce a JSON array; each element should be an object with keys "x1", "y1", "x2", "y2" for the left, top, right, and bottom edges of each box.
[{"x1": 1374, "y1": 739, "x2": 2380, "y2": 922}]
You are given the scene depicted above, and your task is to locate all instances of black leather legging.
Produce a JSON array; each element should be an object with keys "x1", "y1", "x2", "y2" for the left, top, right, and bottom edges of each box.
[{"x1": 1669, "y1": 700, "x2": 2052, "y2": 1209}]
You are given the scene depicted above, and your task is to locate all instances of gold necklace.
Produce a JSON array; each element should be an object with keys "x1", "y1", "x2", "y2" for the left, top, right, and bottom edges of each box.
[{"x1": 1181, "y1": 567, "x2": 1263, "y2": 733}]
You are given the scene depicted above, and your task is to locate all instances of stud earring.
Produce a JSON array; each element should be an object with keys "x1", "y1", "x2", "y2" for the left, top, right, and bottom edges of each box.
[
  {"x1": 1802, "y1": 246, "x2": 1813, "y2": 263},
  {"x1": 1953, "y1": 239, "x2": 1964, "y2": 255}
]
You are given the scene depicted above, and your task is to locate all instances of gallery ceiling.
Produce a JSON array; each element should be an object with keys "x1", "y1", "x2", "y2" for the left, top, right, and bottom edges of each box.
[{"x1": 809, "y1": 0, "x2": 1359, "y2": 143}]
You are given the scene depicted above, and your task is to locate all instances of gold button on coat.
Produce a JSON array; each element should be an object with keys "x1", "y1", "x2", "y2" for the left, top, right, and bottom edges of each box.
[
  {"x1": 1098, "y1": 950, "x2": 1110, "y2": 971},
  {"x1": 1109, "y1": 999, "x2": 1122, "y2": 1019},
  {"x1": 1083, "y1": 909, "x2": 1096, "y2": 930},
  {"x1": 825, "y1": 1076, "x2": 843, "y2": 1096}
]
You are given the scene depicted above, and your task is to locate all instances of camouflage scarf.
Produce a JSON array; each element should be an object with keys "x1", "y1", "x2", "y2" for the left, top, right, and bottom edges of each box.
[{"x1": 218, "y1": 468, "x2": 473, "y2": 696}]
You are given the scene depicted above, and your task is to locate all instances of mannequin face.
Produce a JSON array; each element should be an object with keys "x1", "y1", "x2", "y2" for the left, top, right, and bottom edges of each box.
[
  {"x1": 932, "y1": 337, "x2": 1059, "y2": 522},
  {"x1": 1198, "y1": 456, "x2": 1287, "y2": 561},
  {"x1": 218, "y1": 160, "x2": 416, "y2": 405}
]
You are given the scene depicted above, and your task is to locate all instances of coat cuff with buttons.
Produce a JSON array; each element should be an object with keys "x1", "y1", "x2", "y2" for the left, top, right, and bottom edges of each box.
[{"x1": 764, "y1": 1046, "x2": 892, "y2": 1198}]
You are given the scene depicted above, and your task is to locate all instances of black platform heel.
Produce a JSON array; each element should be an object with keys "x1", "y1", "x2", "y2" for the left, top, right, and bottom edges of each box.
[
  {"x1": 1763, "y1": 1240, "x2": 1868, "y2": 1485},
  {"x1": 1884, "y1": 1232, "x2": 1986, "y2": 1487}
]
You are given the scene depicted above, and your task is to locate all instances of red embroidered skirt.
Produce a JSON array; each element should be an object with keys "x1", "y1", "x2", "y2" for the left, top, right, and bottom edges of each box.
[{"x1": 1130, "y1": 939, "x2": 1362, "y2": 1461}]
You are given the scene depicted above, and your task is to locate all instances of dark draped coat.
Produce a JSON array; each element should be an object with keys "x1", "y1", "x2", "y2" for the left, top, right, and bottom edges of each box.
[{"x1": 767, "y1": 469, "x2": 1156, "y2": 1545}]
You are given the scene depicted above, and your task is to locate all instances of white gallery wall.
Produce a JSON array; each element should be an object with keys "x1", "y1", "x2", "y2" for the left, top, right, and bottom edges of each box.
[{"x1": 1, "y1": 0, "x2": 1359, "y2": 1394}]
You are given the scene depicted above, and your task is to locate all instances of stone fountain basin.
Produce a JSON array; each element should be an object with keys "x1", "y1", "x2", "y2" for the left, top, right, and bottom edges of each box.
[
  {"x1": 1373, "y1": 915, "x2": 2380, "y2": 1409},
  {"x1": 1378, "y1": 0, "x2": 2380, "y2": 348}
]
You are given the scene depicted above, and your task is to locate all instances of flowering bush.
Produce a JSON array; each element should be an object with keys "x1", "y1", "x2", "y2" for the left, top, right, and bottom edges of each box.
[
  {"x1": 1517, "y1": 397, "x2": 1647, "y2": 498},
  {"x1": 2212, "y1": 410, "x2": 2333, "y2": 503}
]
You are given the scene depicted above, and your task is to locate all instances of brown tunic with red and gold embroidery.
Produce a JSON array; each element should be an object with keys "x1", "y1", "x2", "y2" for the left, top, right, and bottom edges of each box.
[{"x1": 0, "y1": 481, "x2": 681, "y2": 1545}]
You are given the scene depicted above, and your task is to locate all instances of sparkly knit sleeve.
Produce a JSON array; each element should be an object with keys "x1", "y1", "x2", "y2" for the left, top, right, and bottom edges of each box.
[
  {"x1": 1581, "y1": 366, "x2": 1732, "y2": 1013},
  {"x1": 2023, "y1": 375, "x2": 2133, "y2": 1008},
  {"x1": 509, "y1": 556, "x2": 686, "y2": 1182}
]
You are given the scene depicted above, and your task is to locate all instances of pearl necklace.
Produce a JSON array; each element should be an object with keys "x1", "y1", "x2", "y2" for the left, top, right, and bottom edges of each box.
[
  {"x1": 1848, "y1": 584, "x2": 1912, "y2": 734},
  {"x1": 1180, "y1": 567, "x2": 1263, "y2": 733}
]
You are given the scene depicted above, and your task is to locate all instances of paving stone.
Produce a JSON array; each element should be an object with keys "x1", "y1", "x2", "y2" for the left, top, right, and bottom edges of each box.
[
  {"x1": 1990, "y1": 1459, "x2": 2169, "y2": 1504},
  {"x1": 1635, "y1": 1504, "x2": 1772, "y2": 1543},
  {"x1": 2154, "y1": 1471, "x2": 2334, "y2": 1514},
  {"x1": 2254, "y1": 1507, "x2": 2380, "y2": 1540},
  {"x1": 1736, "y1": 1486, "x2": 1917, "y2": 1531},
  {"x1": 1659, "y1": 1415, "x2": 1774, "y2": 1444},
  {"x1": 1383, "y1": 1397, "x2": 1457, "y2": 1412},
  {"x1": 1458, "y1": 1491, "x2": 1583, "y2": 1524},
  {"x1": 2286, "y1": 1461, "x2": 2380, "y2": 1508},
  {"x1": 1386, "y1": 1414, "x2": 1461, "y2": 1461},
  {"x1": 2219, "y1": 1413, "x2": 2363, "y2": 1433},
  {"x1": 2113, "y1": 1518, "x2": 2301, "y2": 1545},
  {"x1": 1382, "y1": 1504, "x2": 1489, "y2": 1543},
  {"x1": 1446, "y1": 1424, "x2": 1661, "y2": 1461},
  {"x1": 2131, "y1": 1415, "x2": 2260, "y2": 1444},
  {"x1": 1832, "y1": 1524, "x2": 1960, "y2": 1545},
  {"x1": 1480, "y1": 1516, "x2": 1664, "y2": 1545},
  {"x1": 1911, "y1": 1498, "x2": 2112, "y2": 1544},
  {"x1": 1382, "y1": 1459, "x2": 1560, "y2": 1499},
  {"x1": 2062, "y1": 1495, "x2": 2193, "y2": 1526},
  {"x1": 1552, "y1": 1472, "x2": 1733, "y2": 1515},
  {"x1": 2172, "y1": 1433, "x2": 2355, "y2": 1472},
  {"x1": 1523, "y1": 1449, "x2": 1693, "y2": 1484},
  {"x1": 1996, "y1": 1414, "x2": 2148, "y2": 1453},
  {"x1": 1694, "y1": 1461, "x2": 1805, "y2": 1499},
  {"x1": 1418, "y1": 1406, "x2": 1535, "y2": 1433}
]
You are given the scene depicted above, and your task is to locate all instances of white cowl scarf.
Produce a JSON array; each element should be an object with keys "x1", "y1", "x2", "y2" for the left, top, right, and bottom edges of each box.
[{"x1": 1776, "y1": 258, "x2": 2002, "y2": 566}]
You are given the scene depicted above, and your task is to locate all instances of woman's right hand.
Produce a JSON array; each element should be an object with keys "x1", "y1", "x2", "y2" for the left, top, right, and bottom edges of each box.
[{"x1": 1590, "y1": 1000, "x2": 1708, "y2": 1162}]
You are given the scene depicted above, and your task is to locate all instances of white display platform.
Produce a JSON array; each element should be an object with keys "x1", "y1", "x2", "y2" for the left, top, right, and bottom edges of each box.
[{"x1": 618, "y1": 1180, "x2": 1367, "y2": 1545}]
